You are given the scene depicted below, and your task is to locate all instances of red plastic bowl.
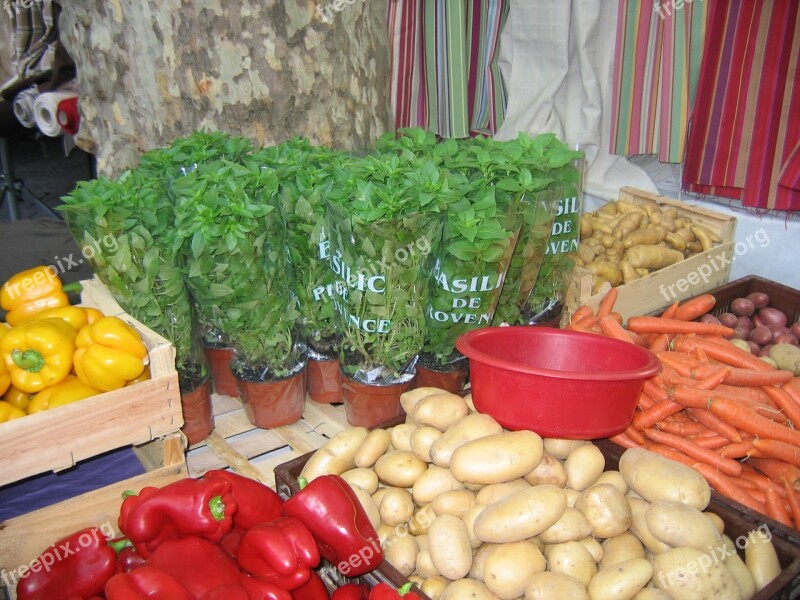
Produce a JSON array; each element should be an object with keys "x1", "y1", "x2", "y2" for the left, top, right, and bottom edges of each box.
[{"x1": 456, "y1": 326, "x2": 661, "y2": 439}]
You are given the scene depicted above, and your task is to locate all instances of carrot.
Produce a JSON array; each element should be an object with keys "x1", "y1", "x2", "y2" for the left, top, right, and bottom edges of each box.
[
  {"x1": 762, "y1": 385, "x2": 800, "y2": 428},
  {"x1": 627, "y1": 317, "x2": 735, "y2": 337},
  {"x1": 752, "y1": 439, "x2": 800, "y2": 469},
  {"x1": 627, "y1": 330, "x2": 650, "y2": 347},
  {"x1": 708, "y1": 396, "x2": 800, "y2": 447},
  {"x1": 596, "y1": 287, "x2": 618, "y2": 318},
  {"x1": 657, "y1": 419, "x2": 709, "y2": 436},
  {"x1": 673, "y1": 294, "x2": 716, "y2": 321},
  {"x1": 674, "y1": 335, "x2": 772, "y2": 372},
  {"x1": 749, "y1": 457, "x2": 800, "y2": 490},
  {"x1": 637, "y1": 392, "x2": 656, "y2": 409},
  {"x1": 685, "y1": 407, "x2": 741, "y2": 442},
  {"x1": 718, "y1": 438, "x2": 756, "y2": 459},
  {"x1": 765, "y1": 486, "x2": 793, "y2": 528},
  {"x1": 599, "y1": 315, "x2": 634, "y2": 344},
  {"x1": 649, "y1": 333, "x2": 671, "y2": 352},
  {"x1": 692, "y1": 462, "x2": 765, "y2": 513},
  {"x1": 643, "y1": 380, "x2": 670, "y2": 403},
  {"x1": 609, "y1": 432, "x2": 639, "y2": 448},
  {"x1": 642, "y1": 428, "x2": 743, "y2": 477},
  {"x1": 570, "y1": 305, "x2": 594, "y2": 325},
  {"x1": 783, "y1": 378, "x2": 800, "y2": 407},
  {"x1": 723, "y1": 368, "x2": 794, "y2": 387},
  {"x1": 694, "y1": 366, "x2": 730, "y2": 390},
  {"x1": 656, "y1": 353, "x2": 697, "y2": 377},
  {"x1": 624, "y1": 425, "x2": 647, "y2": 446},
  {"x1": 645, "y1": 443, "x2": 696, "y2": 467},
  {"x1": 739, "y1": 463, "x2": 780, "y2": 493},
  {"x1": 714, "y1": 383, "x2": 772, "y2": 404},
  {"x1": 609, "y1": 312, "x2": 623, "y2": 325},
  {"x1": 782, "y1": 477, "x2": 800, "y2": 528},
  {"x1": 671, "y1": 386, "x2": 714, "y2": 409},
  {"x1": 567, "y1": 323, "x2": 601, "y2": 335},
  {"x1": 574, "y1": 314, "x2": 599, "y2": 329},
  {"x1": 634, "y1": 400, "x2": 684, "y2": 430},
  {"x1": 687, "y1": 434, "x2": 729, "y2": 449},
  {"x1": 661, "y1": 300, "x2": 680, "y2": 320}
]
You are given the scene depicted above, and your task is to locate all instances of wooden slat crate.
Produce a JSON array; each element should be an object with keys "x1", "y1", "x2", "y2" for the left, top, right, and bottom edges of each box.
[
  {"x1": 564, "y1": 187, "x2": 738, "y2": 323},
  {"x1": 0, "y1": 277, "x2": 183, "y2": 487}
]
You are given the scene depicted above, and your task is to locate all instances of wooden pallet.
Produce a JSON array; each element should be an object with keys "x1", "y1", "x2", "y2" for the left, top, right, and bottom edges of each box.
[{"x1": 185, "y1": 393, "x2": 349, "y2": 488}]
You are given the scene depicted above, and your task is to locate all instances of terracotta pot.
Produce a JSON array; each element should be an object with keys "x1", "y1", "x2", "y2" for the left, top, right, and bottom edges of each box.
[
  {"x1": 341, "y1": 373, "x2": 415, "y2": 428},
  {"x1": 414, "y1": 362, "x2": 469, "y2": 394},
  {"x1": 306, "y1": 357, "x2": 343, "y2": 404},
  {"x1": 237, "y1": 367, "x2": 307, "y2": 429},
  {"x1": 203, "y1": 345, "x2": 239, "y2": 397},
  {"x1": 180, "y1": 377, "x2": 214, "y2": 445}
]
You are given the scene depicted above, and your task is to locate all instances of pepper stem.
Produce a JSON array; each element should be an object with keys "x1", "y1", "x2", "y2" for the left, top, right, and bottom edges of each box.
[
  {"x1": 61, "y1": 282, "x2": 83, "y2": 294},
  {"x1": 11, "y1": 349, "x2": 45, "y2": 373},
  {"x1": 297, "y1": 476, "x2": 309, "y2": 490},
  {"x1": 209, "y1": 495, "x2": 226, "y2": 521},
  {"x1": 122, "y1": 490, "x2": 138, "y2": 499},
  {"x1": 108, "y1": 538, "x2": 132, "y2": 553},
  {"x1": 398, "y1": 583, "x2": 414, "y2": 596}
]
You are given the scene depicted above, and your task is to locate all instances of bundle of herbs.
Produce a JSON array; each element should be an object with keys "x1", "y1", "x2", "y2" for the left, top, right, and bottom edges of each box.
[
  {"x1": 59, "y1": 170, "x2": 208, "y2": 391},
  {"x1": 324, "y1": 152, "x2": 456, "y2": 384},
  {"x1": 171, "y1": 160, "x2": 302, "y2": 382}
]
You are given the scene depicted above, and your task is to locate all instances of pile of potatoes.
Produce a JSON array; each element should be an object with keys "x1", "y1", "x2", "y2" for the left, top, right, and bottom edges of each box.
[
  {"x1": 578, "y1": 200, "x2": 722, "y2": 294},
  {"x1": 299, "y1": 387, "x2": 782, "y2": 600}
]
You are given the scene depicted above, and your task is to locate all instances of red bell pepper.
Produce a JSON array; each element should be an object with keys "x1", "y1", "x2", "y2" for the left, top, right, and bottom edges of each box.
[
  {"x1": 204, "y1": 469, "x2": 284, "y2": 529},
  {"x1": 290, "y1": 570, "x2": 329, "y2": 599},
  {"x1": 368, "y1": 583, "x2": 421, "y2": 600},
  {"x1": 238, "y1": 573, "x2": 294, "y2": 600},
  {"x1": 330, "y1": 583, "x2": 369, "y2": 600},
  {"x1": 147, "y1": 536, "x2": 243, "y2": 598},
  {"x1": 108, "y1": 537, "x2": 146, "y2": 573},
  {"x1": 104, "y1": 566, "x2": 193, "y2": 600},
  {"x1": 237, "y1": 516, "x2": 320, "y2": 591},
  {"x1": 200, "y1": 585, "x2": 249, "y2": 600},
  {"x1": 282, "y1": 475, "x2": 383, "y2": 577},
  {"x1": 16, "y1": 527, "x2": 117, "y2": 600},
  {"x1": 118, "y1": 477, "x2": 236, "y2": 557},
  {"x1": 220, "y1": 526, "x2": 247, "y2": 559}
]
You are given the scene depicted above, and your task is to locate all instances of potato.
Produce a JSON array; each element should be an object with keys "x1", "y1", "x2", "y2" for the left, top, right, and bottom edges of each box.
[
  {"x1": 379, "y1": 487, "x2": 416, "y2": 527},
  {"x1": 705, "y1": 511, "x2": 725, "y2": 536},
  {"x1": 544, "y1": 541, "x2": 598, "y2": 587},
  {"x1": 416, "y1": 547, "x2": 439, "y2": 578},
  {"x1": 625, "y1": 245, "x2": 684, "y2": 270},
  {"x1": 565, "y1": 444, "x2": 606, "y2": 491},
  {"x1": 400, "y1": 387, "x2": 443, "y2": 415},
  {"x1": 483, "y1": 541, "x2": 547, "y2": 600},
  {"x1": 619, "y1": 448, "x2": 711, "y2": 510},
  {"x1": 384, "y1": 533, "x2": 418, "y2": 576},
  {"x1": 410, "y1": 426, "x2": 442, "y2": 462},
  {"x1": 769, "y1": 343, "x2": 800, "y2": 374},
  {"x1": 587, "y1": 557, "x2": 653, "y2": 600},
  {"x1": 525, "y1": 452, "x2": 567, "y2": 487},
  {"x1": 469, "y1": 543, "x2": 498, "y2": 582},
  {"x1": 600, "y1": 532, "x2": 646, "y2": 570},
  {"x1": 576, "y1": 483, "x2": 632, "y2": 538},
  {"x1": 525, "y1": 571, "x2": 590, "y2": 600},
  {"x1": 645, "y1": 500, "x2": 722, "y2": 551},
  {"x1": 621, "y1": 226, "x2": 667, "y2": 248},
  {"x1": 351, "y1": 485, "x2": 381, "y2": 531},
  {"x1": 588, "y1": 260, "x2": 623, "y2": 287},
  {"x1": 579, "y1": 536, "x2": 605, "y2": 564},
  {"x1": 462, "y1": 503, "x2": 487, "y2": 549},
  {"x1": 354, "y1": 428, "x2": 391, "y2": 468},
  {"x1": 631, "y1": 590, "x2": 673, "y2": 600},
  {"x1": 744, "y1": 527, "x2": 781, "y2": 592},
  {"x1": 720, "y1": 535, "x2": 756, "y2": 600},
  {"x1": 475, "y1": 479, "x2": 532, "y2": 506},
  {"x1": 408, "y1": 504, "x2": 437, "y2": 536},
  {"x1": 429, "y1": 413, "x2": 503, "y2": 468},
  {"x1": 389, "y1": 423, "x2": 418, "y2": 452},
  {"x1": 538, "y1": 506, "x2": 593, "y2": 544},
  {"x1": 421, "y1": 576, "x2": 449, "y2": 599},
  {"x1": 341, "y1": 467, "x2": 379, "y2": 494},
  {"x1": 413, "y1": 392, "x2": 470, "y2": 431},
  {"x1": 450, "y1": 430, "x2": 544, "y2": 485},
  {"x1": 473, "y1": 484, "x2": 567, "y2": 543},
  {"x1": 428, "y1": 514, "x2": 473, "y2": 580},
  {"x1": 593, "y1": 470, "x2": 628, "y2": 495},
  {"x1": 627, "y1": 496, "x2": 671, "y2": 554},
  {"x1": 614, "y1": 212, "x2": 645, "y2": 239},
  {"x1": 300, "y1": 427, "x2": 369, "y2": 480},
  {"x1": 374, "y1": 450, "x2": 428, "y2": 488},
  {"x1": 412, "y1": 465, "x2": 464, "y2": 505},
  {"x1": 431, "y1": 489, "x2": 476, "y2": 518},
  {"x1": 440, "y1": 579, "x2": 499, "y2": 600},
  {"x1": 652, "y1": 546, "x2": 743, "y2": 599},
  {"x1": 565, "y1": 488, "x2": 582, "y2": 508}
]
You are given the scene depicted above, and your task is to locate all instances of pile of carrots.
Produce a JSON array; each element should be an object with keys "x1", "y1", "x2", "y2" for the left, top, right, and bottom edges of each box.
[{"x1": 567, "y1": 288, "x2": 800, "y2": 530}]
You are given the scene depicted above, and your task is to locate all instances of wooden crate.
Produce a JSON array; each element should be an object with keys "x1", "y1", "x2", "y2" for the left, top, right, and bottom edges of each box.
[
  {"x1": 0, "y1": 277, "x2": 183, "y2": 487},
  {"x1": 0, "y1": 433, "x2": 187, "y2": 596},
  {"x1": 565, "y1": 187, "x2": 738, "y2": 323}
]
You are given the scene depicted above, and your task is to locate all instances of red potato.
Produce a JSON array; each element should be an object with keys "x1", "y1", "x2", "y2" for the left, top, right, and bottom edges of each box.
[
  {"x1": 759, "y1": 344, "x2": 775, "y2": 358},
  {"x1": 750, "y1": 326, "x2": 774, "y2": 346},
  {"x1": 747, "y1": 340, "x2": 762, "y2": 355},
  {"x1": 759, "y1": 307, "x2": 788, "y2": 329},
  {"x1": 734, "y1": 327, "x2": 751, "y2": 341},
  {"x1": 752, "y1": 315, "x2": 766, "y2": 328},
  {"x1": 791, "y1": 322, "x2": 800, "y2": 339},
  {"x1": 731, "y1": 297, "x2": 756, "y2": 317},
  {"x1": 736, "y1": 316, "x2": 754, "y2": 333},
  {"x1": 719, "y1": 313, "x2": 738, "y2": 328},
  {"x1": 775, "y1": 333, "x2": 799, "y2": 346},
  {"x1": 746, "y1": 292, "x2": 770, "y2": 309},
  {"x1": 700, "y1": 314, "x2": 722, "y2": 326}
]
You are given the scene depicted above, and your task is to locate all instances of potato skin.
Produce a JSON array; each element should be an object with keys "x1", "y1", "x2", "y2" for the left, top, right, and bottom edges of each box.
[
  {"x1": 619, "y1": 448, "x2": 711, "y2": 510},
  {"x1": 483, "y1": 541, "x2": 547, "y2": 600},
  {"x1": 450, "y1": 430, "x2": 544, "y2": 485},
  {"x1": 545, "y1": 541, "x2": 598, "y2": 588},
  {"x1": 429, "y1": 413, "x2": 503, "y2": 468},
  {"x1": 576, "y1": 483, "x2": 632, "y2": 539},
  {"x1": 538, "y1": 507, "x2": 593, "y2": 544},
  {"x1": 525, "y1": 572, "x2": 589, "y2": 600},
  {"x1": 410, "y1": 426, "x2": 443, "y2": 462},
  {"x1": 565, "y1": 444, "x2": 606, "y2": 491},
  {"x1": 428, "y1": 514, "x2": 473, "y2": 581},
  {"x1": 383, "y1": 533, "x2": 418, "y2": 577},
  {"x1": 414, "y1": 392, "x2": 470, "y2": 431},
  {"x1": 653, "y1": 546, "x2": 743, "y2": 600},
  {"x1": 354, "y1": 428, "x2": 391, "y2": 468},
  {"x1": 412, "y1": 465, "x2": 464, "y2": 505},
  {"x1": 300, "y1": 427, "x2": 369, "y2": 480},
  {"x1": 644, "y1": 500, "x2": 722, "y2": 551},
  {"x1": 587, "y1": 557, "x2": 653, "y2": 600},
  {"x1": 474, "y1": 484, "x2": 567, "y2": 543},
  {"x1": 600, "y1": 532, "x2": 646, "y2": 570},
  {"x1": 374, "y1": 450, "x2": 428, "y2": 488}
]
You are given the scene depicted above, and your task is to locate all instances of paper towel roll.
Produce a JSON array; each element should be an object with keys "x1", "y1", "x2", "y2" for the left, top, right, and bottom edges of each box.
[
  {"x1": 12, "y1": 87, "x2": 40, "y2": 128},
  {"x1": 57, "y1": 96, "x2": 80, "y2": 135},
  {"x1": 34, "y1": 91, "x2": 79, "y2": 137}
]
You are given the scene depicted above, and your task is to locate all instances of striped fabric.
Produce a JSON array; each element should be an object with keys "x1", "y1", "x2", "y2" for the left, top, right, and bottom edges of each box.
[
  {"x1": 682, "y1": 0, "x2": 800, "y2": 211},
  {"x1": 10, "y1": 0, "x2": 58, "y2": 80},
  {"x1": 610, "y1": 0, "x2": 708, "y2": 163},
  {"x1": 387, "y1": 0, "x2": 508, "y2": 138}
]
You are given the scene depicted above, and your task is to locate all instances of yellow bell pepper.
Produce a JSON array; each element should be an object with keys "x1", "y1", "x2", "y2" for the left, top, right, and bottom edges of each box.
[
  {"x1": 0, "y1": 317, "x2": 77, "y2": 393},
  {"x1": 34, "y1": 306, "x2": 91, "y2": 331},
  {"x1": 0, "y1": 357, "x2": 8, "y2": 397},
  {"x1": 0, "y1": 266, "x2": 82, "y2": 326},
  {"x1": 2, "y1": 385, "x2": 33, "y2": 411},
  {"x1": 27, "y1": 375, "x2": 101, "y2": 414},
  {"x1": 83, "y1": 307, "x2": 104, "y2": 325},
  {"x1": 0, "y1": 400, "x2": 26, "y2": 422},
  {"x1": 126, "y1": 365, "x2": 151, "y2": 386},
  {"x1": 74, "y1": 316, "x2": 147, "y2": 392}
]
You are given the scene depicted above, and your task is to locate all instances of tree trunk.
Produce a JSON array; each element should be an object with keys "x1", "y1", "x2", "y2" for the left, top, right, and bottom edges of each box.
[{"x1": 59, "y1": 1, "x2": 391, "y2": 177}]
